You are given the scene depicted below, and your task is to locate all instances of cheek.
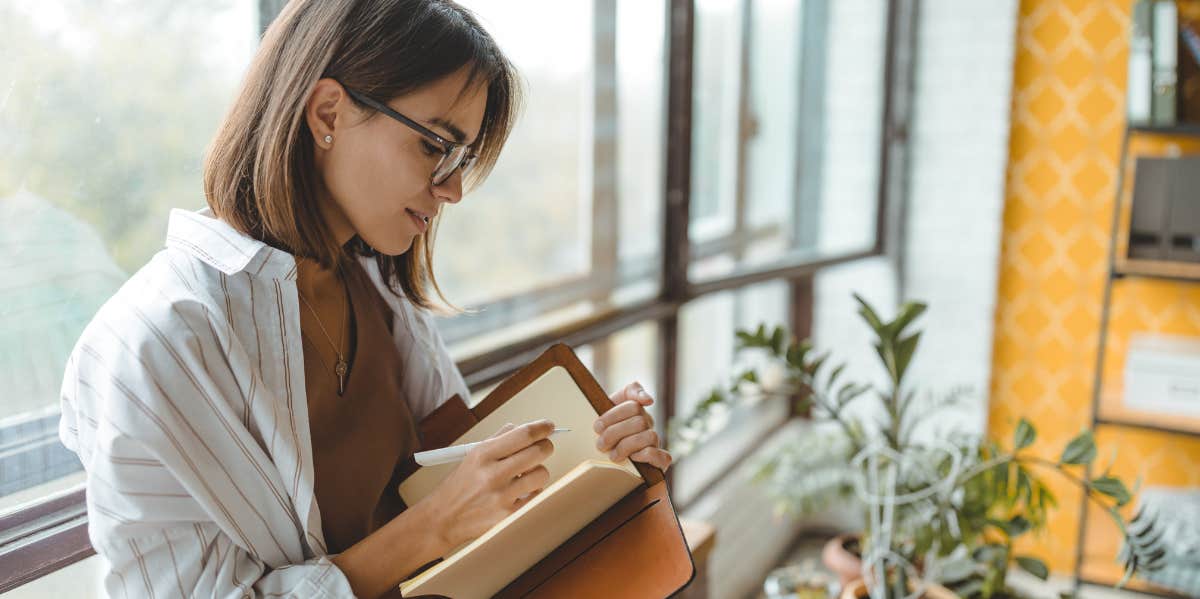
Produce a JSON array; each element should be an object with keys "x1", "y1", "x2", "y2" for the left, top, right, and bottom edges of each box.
[{"x1": 324, "y1": 133, "x2": 427, "y2": 217}]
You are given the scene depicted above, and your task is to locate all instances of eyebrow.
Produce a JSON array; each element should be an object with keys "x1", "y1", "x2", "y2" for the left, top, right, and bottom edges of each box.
[{"x1": 426, "y1": 117, "x2": 471, "y2": 145}]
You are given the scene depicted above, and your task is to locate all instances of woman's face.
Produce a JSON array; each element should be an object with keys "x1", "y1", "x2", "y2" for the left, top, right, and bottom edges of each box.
[{"x1": 306, "y1": 66, "x2": 488, "y2": 255}]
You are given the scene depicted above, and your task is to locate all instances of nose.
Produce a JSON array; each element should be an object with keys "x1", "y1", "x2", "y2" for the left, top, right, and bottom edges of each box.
[{"x1": 431, "y1": 168, "x2": 465, "y2": 205}]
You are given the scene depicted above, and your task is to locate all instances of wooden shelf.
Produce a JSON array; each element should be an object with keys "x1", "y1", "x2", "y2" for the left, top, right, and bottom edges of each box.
[
  {"x1": 1079, "y1": 558, "x2": 1194, "y2": 598},
  {"x1": 1097, "y1": 392, "x2": 1200, "y2": 437},
  {"x1": 1129, "y1": 123, "x2": 1200, "y2": 137},
  {"x1": 1114, "y1": 258, "x2": 1200, "y2": 282}
]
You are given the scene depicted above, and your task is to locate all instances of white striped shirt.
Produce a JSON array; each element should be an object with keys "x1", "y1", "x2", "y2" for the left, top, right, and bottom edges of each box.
[{"x1": 58, "y1": 207, "x2": 470, "y2": 598}]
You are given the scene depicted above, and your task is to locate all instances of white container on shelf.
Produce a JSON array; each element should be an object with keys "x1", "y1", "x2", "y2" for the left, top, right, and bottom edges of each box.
[{"x1": 1123, "y1": 333, "x2": 1200, "y2": 418}]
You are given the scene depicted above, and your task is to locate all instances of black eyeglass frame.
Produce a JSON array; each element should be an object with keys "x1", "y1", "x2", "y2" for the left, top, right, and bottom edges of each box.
[{"x1": 342, "y1": 86, "x2": 478, "y2": 185}]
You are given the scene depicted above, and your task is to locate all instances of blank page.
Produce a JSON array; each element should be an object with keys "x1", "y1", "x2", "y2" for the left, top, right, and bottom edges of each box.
[
  {"x1": 398, "y1": 365, "x2": 640, "y2": 510},
  {"x1": 399, "y1": 459, "x2": 642, "y2": 599}
]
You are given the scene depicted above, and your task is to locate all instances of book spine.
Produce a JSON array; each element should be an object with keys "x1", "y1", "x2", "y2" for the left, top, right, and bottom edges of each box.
[
  {"x1": 1152, "y1": 0, "x2": 1179, "y2": 126},
  {"x1": 1130, "y1": 0, "x2": 1154, "y2": 125}
]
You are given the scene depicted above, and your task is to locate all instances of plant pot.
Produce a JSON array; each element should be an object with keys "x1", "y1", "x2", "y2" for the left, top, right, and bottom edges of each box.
[
  {"x1": 821, "y1": 533, "x2": 863, "y2": 588},
  {"x1": 838, "y1": 578, "x2": 959, "y2": 599}
]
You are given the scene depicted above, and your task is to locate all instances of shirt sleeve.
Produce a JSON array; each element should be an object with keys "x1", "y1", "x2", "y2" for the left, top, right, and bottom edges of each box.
[
  {"x1": 58, "y1": 292, "x2": 357, "y2": 598},
  {"x1": 79, "y1": 433, "x2": 355, "y2": 599}
]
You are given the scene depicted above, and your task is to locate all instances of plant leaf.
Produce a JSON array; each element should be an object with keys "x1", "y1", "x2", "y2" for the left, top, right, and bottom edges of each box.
[
  {"x1": 1016, "y1": 556, "x2": 1049, "y2": 580},
  {"x1": 770, "y1": 326, "x2": 786, "y2": 356},
  {"x1": 1060, "y1": 430, "x2": 1097, "y2": 465},
  {"x1": 889, "y1": 301, "x2": 928, "y2": 337},
  {"x1": 1091, "y1": 476, "x2": 1132, "y2": 507},
  {"x1": 1014, "y1": 418, "x2": 1036, "y2": 450},
  {"x1": 854, "y1": 293, "x2": 887, "y2": 336},
  {"x1": 827, "y1": 363, "x2": 846, "y2": 389},
  {"x1": 1006, "y1": 514, "x2": 1032, "y2": 537},
  {"x1": 893, "y1": 332, "x2": 920, "y2": 382}
]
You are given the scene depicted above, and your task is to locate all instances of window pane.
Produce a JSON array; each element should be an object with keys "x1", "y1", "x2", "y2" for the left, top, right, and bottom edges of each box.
[
  {"x1": 438, "y1": 0, "x2": 665, "y2": 356},
  {"x1": 672, "y1": 280, "x2": 791, "y2": 506},
  {"x1": 616, "y1": 0, "x2": 666, "y2": 274},
  {"x1": 0, "y1": 1, "x2": 258, "y2": 513},
  {"x1": 689, "y1": 0, "x2": 887, "y2": 281},
  {"x1": 815, "y1": 0, "x2": 887, "y2": 256},
  {"x1": 437, "y1": 0, "x2": 592, "y2": 307},
  {"x1": 744, "y1": 0, "x2": 802, "y2": 232},
  {"x1": 689, "y1": 0, "x2": 742, "y2": 243}
]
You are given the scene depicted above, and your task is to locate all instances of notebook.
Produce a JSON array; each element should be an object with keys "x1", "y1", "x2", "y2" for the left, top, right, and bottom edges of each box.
[{"x1": 394, "y1": 343, "x2": 695, "y2": 599}]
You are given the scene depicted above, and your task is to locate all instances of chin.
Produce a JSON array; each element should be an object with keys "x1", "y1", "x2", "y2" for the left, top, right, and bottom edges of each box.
[{"x1": 360, "y1": 234, "x2": 417, "y2": 257}]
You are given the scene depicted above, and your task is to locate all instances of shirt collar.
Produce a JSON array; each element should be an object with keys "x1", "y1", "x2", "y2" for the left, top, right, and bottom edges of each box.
[{"x1": 165, "y1": 207, "x2": 298, "y2": 281}]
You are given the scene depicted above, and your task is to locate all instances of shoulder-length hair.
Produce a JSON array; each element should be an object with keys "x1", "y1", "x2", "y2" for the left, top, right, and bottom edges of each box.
[{"x1": 204, "y1": 0, "x2": 521, "y2": 313}]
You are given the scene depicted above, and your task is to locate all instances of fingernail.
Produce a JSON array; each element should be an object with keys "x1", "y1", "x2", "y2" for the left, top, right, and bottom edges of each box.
[
  {"x1": 609, "y1": 451, "x2": 618, "y2": 460},
  {"x1": 593, "y1": 420, "x2": 604, "y2": 433}
]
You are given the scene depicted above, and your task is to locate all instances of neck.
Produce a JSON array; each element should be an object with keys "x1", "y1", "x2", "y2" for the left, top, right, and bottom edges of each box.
[{"x1": 317, "y1": 186, "x2": 357, "y2": 247}]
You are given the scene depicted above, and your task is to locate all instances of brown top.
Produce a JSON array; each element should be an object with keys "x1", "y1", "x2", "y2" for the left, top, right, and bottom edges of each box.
[{"x1": 297, "y1": 259, "x2": 420, "y2": 562}]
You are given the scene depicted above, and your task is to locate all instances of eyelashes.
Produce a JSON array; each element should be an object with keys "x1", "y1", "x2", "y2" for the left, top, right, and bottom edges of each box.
[{"x1": 419, "y1": 140, "x2": 441, "y2": 157}]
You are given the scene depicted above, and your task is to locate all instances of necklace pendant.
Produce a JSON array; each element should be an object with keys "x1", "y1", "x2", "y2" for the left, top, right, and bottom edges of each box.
[{"x1": 335, "y1": 357, "x2": 348, "y2": 395}]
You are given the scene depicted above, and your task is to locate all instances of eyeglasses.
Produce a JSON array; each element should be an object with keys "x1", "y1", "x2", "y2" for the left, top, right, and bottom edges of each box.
[{"x1": 342, "y1": 87, "x2": 478, "y2": 186}]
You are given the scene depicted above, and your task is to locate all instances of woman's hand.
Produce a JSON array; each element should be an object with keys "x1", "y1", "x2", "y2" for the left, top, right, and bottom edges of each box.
[
  {"x1": 594, "y1": 382, "x2": 672, "y2": 472},
  {"x1": 420, "y1": 420, "x2": 557, "y2": 551}
]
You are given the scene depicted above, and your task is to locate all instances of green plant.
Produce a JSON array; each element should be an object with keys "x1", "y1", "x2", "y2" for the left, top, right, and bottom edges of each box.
[{"x1": 669, "y1": 294, "x2": 1165, "y2": 598}]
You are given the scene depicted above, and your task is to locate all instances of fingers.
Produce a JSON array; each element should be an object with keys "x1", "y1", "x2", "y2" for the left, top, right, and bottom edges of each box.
[
  {"x1": 610, "y1": 382, "x2": 655, "y2": 407},
  {"x1": 498, "y1": 437, "x2": 555, "y2": 478},
  {"x1": 596, "y1": 413, "x2": 650, "y2": 453},
  {"x1": 480, "y1": 419, "x2": 555, "y2": 460},
  {"x1": 609, "y1": 429, "x2": 660, "y2": 462},
  {"x1": 630, "y1": 446, "x2": 673, "y2": 472},
  {"x1": 593, "y1": 399, "x2": 644, "y2": 433},
  {"x1": 508, "y1": 464, "x2": 550, "y2": 502},
  {"x1": 486, "y1": 422, "x2": 516, "y2": 440}
]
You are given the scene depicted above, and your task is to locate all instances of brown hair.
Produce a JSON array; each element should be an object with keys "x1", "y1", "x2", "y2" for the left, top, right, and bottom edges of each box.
[{"x1": 203, "y1": 0, "x2": 521, "y2": 312}]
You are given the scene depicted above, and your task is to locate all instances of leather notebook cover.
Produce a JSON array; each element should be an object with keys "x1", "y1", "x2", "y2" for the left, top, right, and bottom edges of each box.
[{"x1": 395, "y1": 343, "x2": 696, "y2": 599}]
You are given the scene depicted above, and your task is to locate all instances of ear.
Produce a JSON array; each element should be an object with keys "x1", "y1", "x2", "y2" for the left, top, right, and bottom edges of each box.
[{"x1": 305, "y1": 78, "x2": 348, "y2": 150}]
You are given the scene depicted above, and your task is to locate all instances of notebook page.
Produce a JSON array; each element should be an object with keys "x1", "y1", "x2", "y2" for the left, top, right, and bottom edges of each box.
[
  {"x1": 399, "y1": 459, "x2": 642, "y2": 599},
  {"x1": 398, "y1": 365, "x2": 640, "y2": 509}
]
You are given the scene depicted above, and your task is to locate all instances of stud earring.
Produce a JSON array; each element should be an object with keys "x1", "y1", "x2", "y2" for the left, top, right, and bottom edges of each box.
[{"x1": 324, "y1": 135, "x2": 333, "y2": 144}]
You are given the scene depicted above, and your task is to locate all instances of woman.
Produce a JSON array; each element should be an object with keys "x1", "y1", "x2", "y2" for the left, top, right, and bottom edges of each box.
[{"x1": 57, "y1": 1, "x2": 671, "y2": 597}]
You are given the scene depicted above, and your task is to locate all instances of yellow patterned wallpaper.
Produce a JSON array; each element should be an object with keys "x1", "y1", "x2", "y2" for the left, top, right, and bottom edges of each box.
[{"x1": 988, "y1": 0, "x2": 1200, "y2": 579}]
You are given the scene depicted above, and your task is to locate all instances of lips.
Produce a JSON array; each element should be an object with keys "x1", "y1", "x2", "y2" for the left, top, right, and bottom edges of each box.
[{"x1": 406, "y1": 208, "x2": 432, "y2": 233}]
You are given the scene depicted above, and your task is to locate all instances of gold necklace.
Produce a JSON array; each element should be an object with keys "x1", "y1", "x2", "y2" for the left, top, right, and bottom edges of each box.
[{"x1": 297, "y1": 277, "x2": 350, "y2": 395}]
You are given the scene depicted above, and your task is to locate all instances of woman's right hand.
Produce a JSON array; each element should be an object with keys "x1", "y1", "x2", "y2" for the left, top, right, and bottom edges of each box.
[{"x1": 422, "y1": 419, "x2": 557, "y2": 551}]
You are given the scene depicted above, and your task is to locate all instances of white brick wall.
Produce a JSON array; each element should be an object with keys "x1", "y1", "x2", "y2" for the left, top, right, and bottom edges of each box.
[{"x1": 900, "y1": 0, "x2": 1018, "y2": 439}]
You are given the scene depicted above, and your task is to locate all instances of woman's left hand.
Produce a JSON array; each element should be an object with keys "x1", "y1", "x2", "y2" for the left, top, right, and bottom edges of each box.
[{"x1": 594, "y1": 381, "x2": 672, "y2": 472}]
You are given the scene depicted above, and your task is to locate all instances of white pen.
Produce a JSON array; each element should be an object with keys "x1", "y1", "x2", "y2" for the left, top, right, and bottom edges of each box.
[{"x1": 413, "y1": 427, "x2": 572, "y2": 467}]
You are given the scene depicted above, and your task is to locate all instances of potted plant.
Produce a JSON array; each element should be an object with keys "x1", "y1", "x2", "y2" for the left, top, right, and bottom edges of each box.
[{"x1": 669, "y1": 294, "x2": 1166, "y2": 598}]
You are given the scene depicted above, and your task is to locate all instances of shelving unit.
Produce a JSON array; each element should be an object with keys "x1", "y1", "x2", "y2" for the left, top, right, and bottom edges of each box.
[{"x1": 1071, "y1": 124, "x2": 1200, "y2": 598}]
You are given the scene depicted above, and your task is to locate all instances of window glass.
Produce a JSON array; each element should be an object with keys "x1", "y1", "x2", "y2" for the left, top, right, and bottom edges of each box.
[{"x1": 0, "y1": 0, "x2": 259, "y2": 514}]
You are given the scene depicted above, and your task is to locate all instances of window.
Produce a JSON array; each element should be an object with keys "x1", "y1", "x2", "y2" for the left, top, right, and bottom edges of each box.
[
  {"x1": 0, "y1": 1, "x2": 259, "y2": 517},
  {"x1": 435, "y1": 0, "x2": 668, "y2": 359},
  {"x1": 672, "y1": 281, "x2": 793, "y2": 506},
  {"x1": 1, "y1": 0, "x2": 912, "y2": 590},
  {"x1": 688, "y1": 0, "x2": 888, "y2": 284}
]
